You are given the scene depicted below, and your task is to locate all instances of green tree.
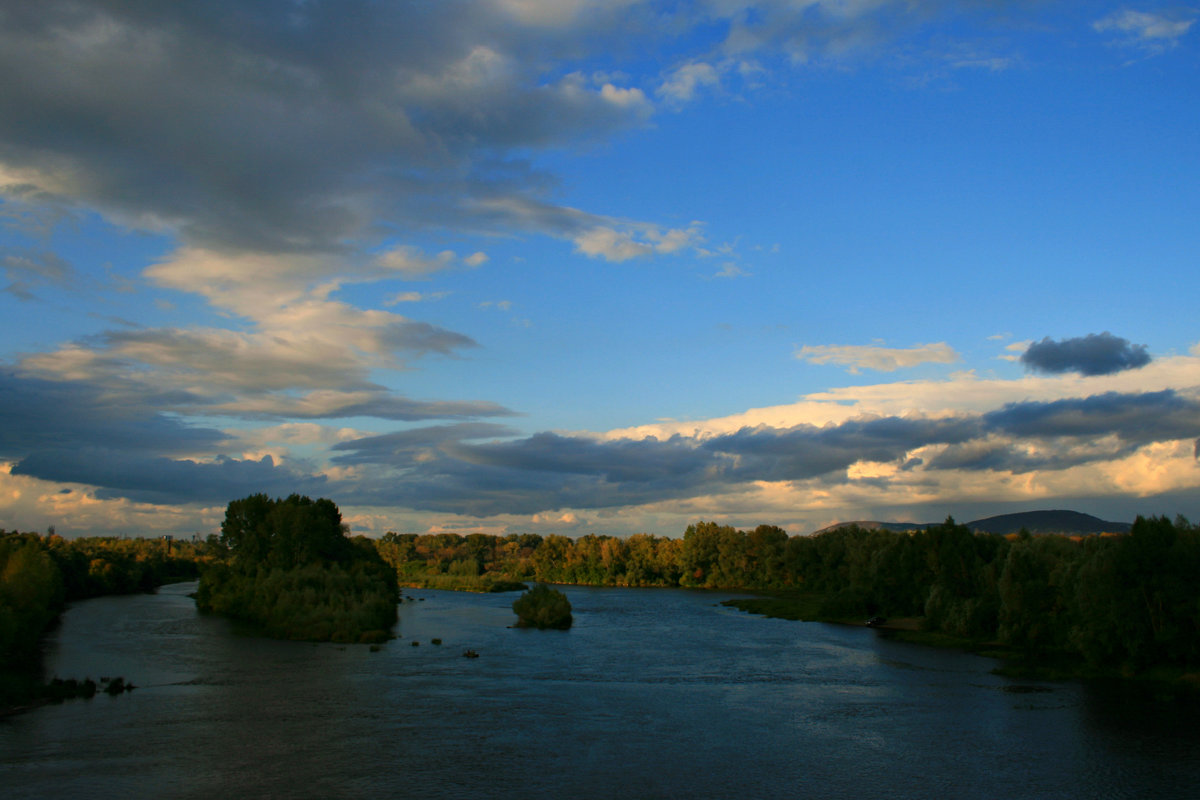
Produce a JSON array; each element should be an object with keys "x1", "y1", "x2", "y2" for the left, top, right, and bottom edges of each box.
[{"x1": 512, "y1": 583, "x2": 573, "y2": 629}]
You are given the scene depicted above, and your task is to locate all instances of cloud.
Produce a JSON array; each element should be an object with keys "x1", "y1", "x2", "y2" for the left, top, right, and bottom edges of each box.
[
  {"x1": 383, "y1": 291, "x2": 450, "y2": 305},
  {"x1": 0, "y1": 2, "x2": 662, "y2": 255},
  {"x1": 1094, "y1": 9, "x2": 1196, "y2": 52},
  {"x1": 658, "y1": 61, "x2": 722, "y2": 105},
  {"x1": 9, "y1": 354, "x2": 1200, "y2": 521},
  {"x1": 0, "y1": 0, "x2": 1044, "y2": 273},
  {"x1": 317, "y1": 374, "x2": 1200, "y2": 518},
  {"x1": 2, "y1": 247, "x2": 74, "y2": 299},
  {"x1": 571, "y1": 221, "x2": 705, "y2": 262},
  {"x1": 4, "y1": 2, "x2": 1199, "y2": 533},
  {"x1": 1, "y1": 0, "x2": 925, "y2": 274},
  {"x1": 1020, "y1": 332, "x2": 1150, "y2": 376},
  {"x1": 21, "y1": 330, "x2": 511, "y2": 422},
  {"x1": 984, "y1": 390, "x2": 1200, "y2": 446},
  {"x1": 714, "y1": 0, "x2": 922, "y2": 62},
  {"x1": 0, "y1": 370, "x2": 225, "y2": 460},
  {"x1": 205, "y1": 391, "x2": 515, "y2": 423},
  {"x1": 796, "y1": 342, "x2": 959, "y2": 373},
  {"x1": 375, "y1": 247, "x2": 459, "y2": 279},
  {"x1": 713, "y1": 262, "x2": 750, "y2": 279},
  {"x1": 12, "y1": 450, "x2": 327, "y2": 506},
  {"x1": 27, "y1": 317, "x2": 476, "y2": 395},
  {"x1": 0, "y1": 366, "x2": 513, "y2": 505},
  {"x1": 0, "y1": 369, "x2": 318, "y2": 505},
  {"x1": 330, "y1": 422, "x2": 520, "y2": 465}
]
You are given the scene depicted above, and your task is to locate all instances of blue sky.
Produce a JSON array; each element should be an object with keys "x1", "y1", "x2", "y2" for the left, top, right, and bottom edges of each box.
[{"x1": 2, "y1": 1, "x2": 1198, "y2": 538}]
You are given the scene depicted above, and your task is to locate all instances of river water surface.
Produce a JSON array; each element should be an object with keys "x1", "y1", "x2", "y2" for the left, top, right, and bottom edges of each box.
[{"x1": 3, "y1": 582, "x2": 1199, "y2": 799}]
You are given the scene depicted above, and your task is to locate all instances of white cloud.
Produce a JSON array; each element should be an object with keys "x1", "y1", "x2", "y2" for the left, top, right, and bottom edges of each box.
[
  {"x1": 658, "y1": 61, "x2": 722, "y2": 105},
  {"x1": 573, "y1": 221, "x2": 704, "y2": 262},
  {"x1": 600, "y1": 82, "x2": 651, "y2": 111},
  {"x1": 573, "y1": 226, "x2": 654, "y2": 261},
  {"x1": 712, "y1": 262, "x2": 750, "y2": 279},
  {"x1": 1094, "y1": 9, "x2": 1196, "y2": 53},
  {"x1": 796, "y1": 341, "x2": 960, "y2": 373},
  {"x1": 998, "y1": 340, "x2": 1031, "y2": 362},
  {"x1": 384, "y1": 291, "x2": 450, "y2": 305},
  {"x1": 376, "y1": 246, "x2": 459, "y2": 279},
  {"x1": 647, "y1": 223, "x2": 704, "y2": 254}
]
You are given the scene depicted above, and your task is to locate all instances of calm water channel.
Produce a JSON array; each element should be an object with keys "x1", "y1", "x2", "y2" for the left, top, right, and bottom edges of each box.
[{"x1": 3, "y1": 582, "x2": 1199, "y2": 799}]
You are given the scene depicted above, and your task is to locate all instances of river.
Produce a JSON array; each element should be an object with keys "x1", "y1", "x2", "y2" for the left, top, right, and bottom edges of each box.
[{"x1": 3, "y1": 582, "x2": 1199, "y2": 799}]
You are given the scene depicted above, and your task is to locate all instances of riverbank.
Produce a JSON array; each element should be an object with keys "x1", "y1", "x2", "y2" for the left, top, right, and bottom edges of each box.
[
  {"x1": 400, "y1": 574, "x2": 528, "y2": 593},
  {"x1": 721, "y1": 592, "x2": 1200, "y2": 695}
]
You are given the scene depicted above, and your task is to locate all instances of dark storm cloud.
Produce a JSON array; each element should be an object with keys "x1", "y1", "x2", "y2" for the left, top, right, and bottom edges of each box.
[
  {"x1": 321, "y1": 388, "x2": 1200, "y2": 516},
  {"x1": 448, "y1": 432, "x2": 714, "y2": 483},
  {"x1": 0, "y1": 368, "x2": 517, "y2": 504},
  {"x1": 927, "y1": 441, "x2": 1108, "y2": 474},
  {"x1": 922, "y1": 390, "x2": 1200, "y2": 474},
  {"x1": 925, "y1": 440, "x2": 1018, "y2": 471},
  {"x1": 328, "y1": 414, "x2": 988, "y2": 515},
  {"x1": 0, "y1": 370, "x2": 311, "y2": 504},
  {"x1": 12, "y1": 449, "x2": 326, "y2": 505},
  {"x1": 331, "y1": 427, "x2": 729, "y2": 515},
  {"x1": 330, "y1": 422, "x2": 520, "y2": 465},
  {"x1": 0, "y1": 370, "x2": 225, "y2": 458},
  {"x1": 0, "y1": 0, "x2": 654, "y2": 253},
  {"x1": 1020, "y1": 332, "x2": 1151, "y2": 376},
  {"x1": 707, "y1": 416, "x2": 983, "y2": 481},
  {"x1": 15, "y1": 380, "x2": 1196, "y2": 511},
  {"x1": 984, "y1": 390, "x2": 1200, "y2": 445}
]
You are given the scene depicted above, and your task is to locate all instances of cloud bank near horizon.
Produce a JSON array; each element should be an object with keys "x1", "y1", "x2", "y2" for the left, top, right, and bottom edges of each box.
[{"x1": 5, "y1": 355, "x2": 1198, "y2": 528}]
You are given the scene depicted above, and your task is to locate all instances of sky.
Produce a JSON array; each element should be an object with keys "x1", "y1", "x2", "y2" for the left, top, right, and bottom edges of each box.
[{"x1": 2, "y1": 0, "x2": 1199, "y2": 539}]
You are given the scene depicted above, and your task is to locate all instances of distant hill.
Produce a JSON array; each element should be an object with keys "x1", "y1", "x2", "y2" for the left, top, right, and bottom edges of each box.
[
  {"x1": 811, "y1": 520, "x2": 934, "y2": 535},
  {"x1": 965, "y1": 510, "x2": 1131, "y2": 536},
  {"x1": 812, "y1": 510, "x2": 1131, "y2": 537}
]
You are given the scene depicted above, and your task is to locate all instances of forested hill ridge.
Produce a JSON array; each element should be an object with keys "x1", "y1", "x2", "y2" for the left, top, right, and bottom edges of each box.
[{"x1": 813, "y1": 509, "x2": 1131, "y2": 536}]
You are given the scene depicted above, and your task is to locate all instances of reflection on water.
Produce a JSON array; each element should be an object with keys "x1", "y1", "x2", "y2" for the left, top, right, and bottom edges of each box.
[{"x1": 2, "y1": 583, "x2": 1199, "y2": 799}]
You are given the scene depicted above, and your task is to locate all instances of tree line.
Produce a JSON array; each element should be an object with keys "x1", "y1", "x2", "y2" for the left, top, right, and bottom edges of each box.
[
  {"x1": 374, "y1": 516, "x2": 1200, "y2": 672},
  {"x1": 1, "y1": 531, "x2": 218, "y2": 706}
]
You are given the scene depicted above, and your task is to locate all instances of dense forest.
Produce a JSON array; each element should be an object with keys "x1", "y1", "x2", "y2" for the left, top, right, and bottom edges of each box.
[
  {"x1": 196, "y1": 494, "x2": 397, "y2": 643},
  {"x1": 374, "y1": 516, "x2": 1200, "y2": 674}
]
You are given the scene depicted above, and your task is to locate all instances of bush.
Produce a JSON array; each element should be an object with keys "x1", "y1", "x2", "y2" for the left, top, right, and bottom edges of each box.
[{"x1": 512, "y1": 583, "x2": 573, "y2": 630}]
